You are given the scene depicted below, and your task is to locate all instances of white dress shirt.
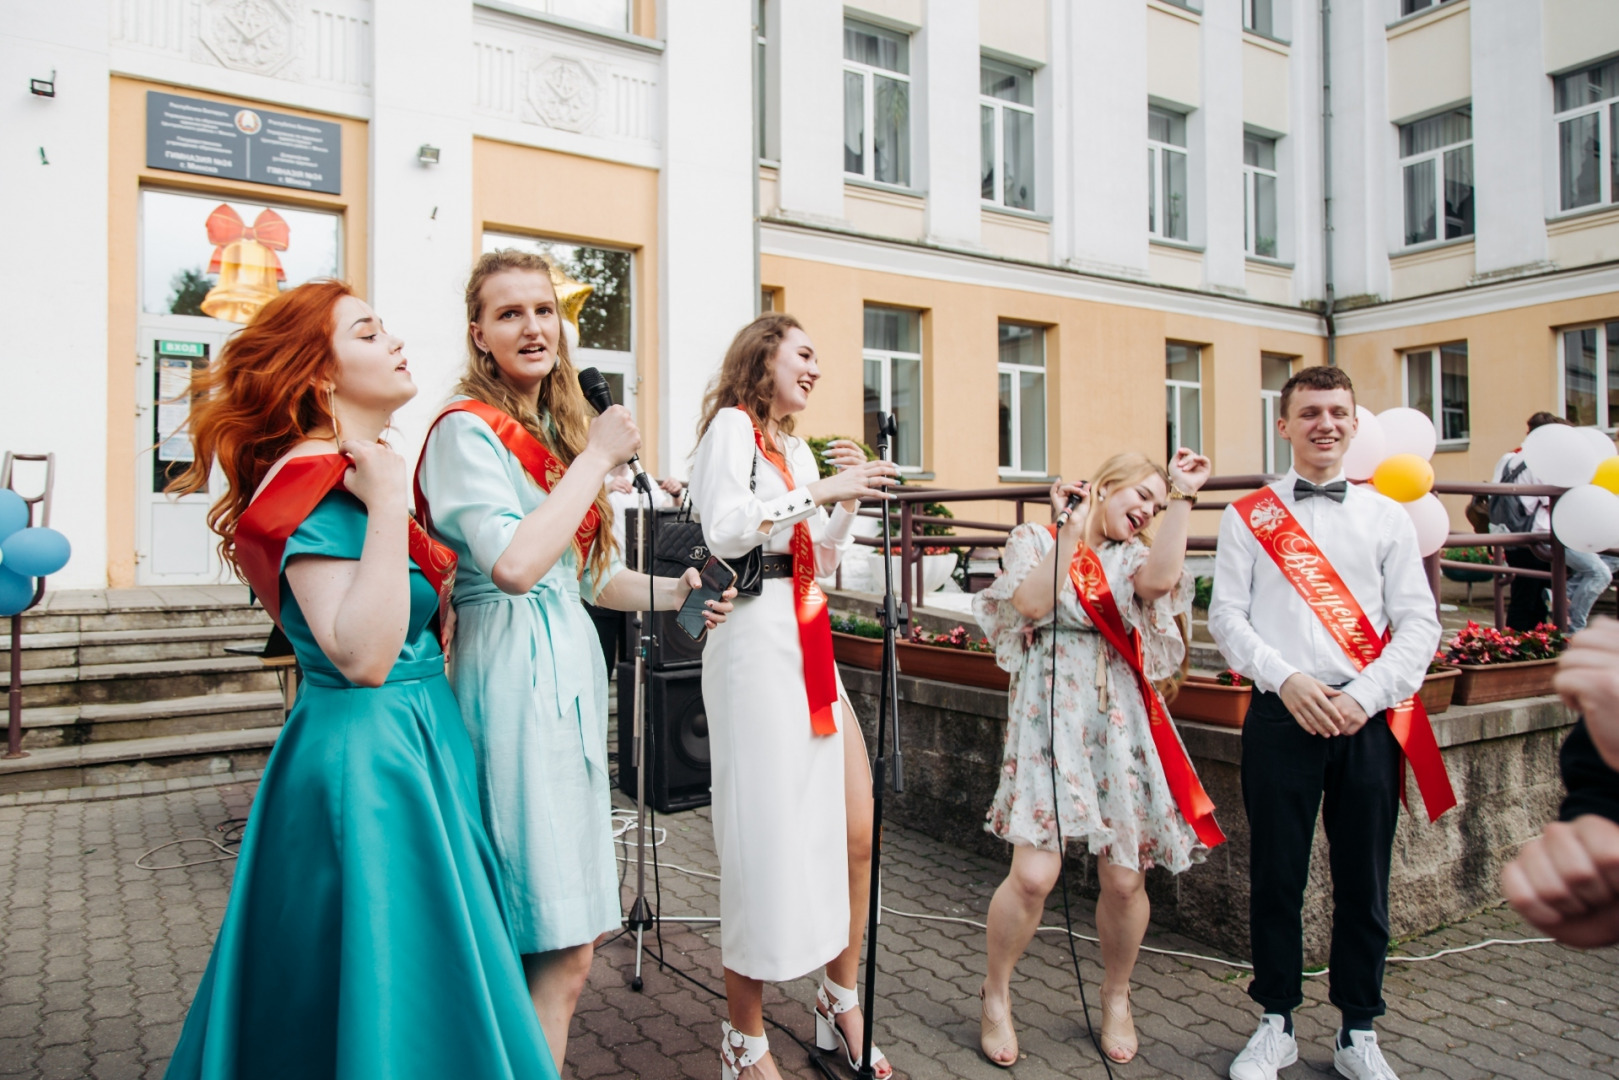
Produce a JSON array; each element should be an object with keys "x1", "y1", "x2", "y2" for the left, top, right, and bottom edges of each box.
[{"x1": 1207, "y1": 469, "x2": 1442, "y2": 718}]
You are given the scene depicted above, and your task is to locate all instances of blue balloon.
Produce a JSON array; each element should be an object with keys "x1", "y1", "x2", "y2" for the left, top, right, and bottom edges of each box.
[
  {"x1": 0, "y1": 527, "x2": 70, "y2": 577},
  {"x1": 0, "y1": 490, "x2": 26, "y2": 542},
  {"x1": 0, "y1": 567, "x2": 33, "y2": 616}
]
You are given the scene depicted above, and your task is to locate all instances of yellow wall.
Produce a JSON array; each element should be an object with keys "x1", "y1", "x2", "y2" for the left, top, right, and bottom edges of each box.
[
  {"x1": 473, "y1": 137, "x2": 662, "y2": 473},
  {"x1": 763, "y1": 253, "x2": 1323, "y2": 526},
  {"x1": 107, "y1": 76, "x2": 371, "y2": 586}
]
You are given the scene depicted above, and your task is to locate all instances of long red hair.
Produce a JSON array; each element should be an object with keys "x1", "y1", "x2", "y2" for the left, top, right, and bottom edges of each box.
[{"x1": 168, "y1": 280, "x2": 350, "y2": 570}]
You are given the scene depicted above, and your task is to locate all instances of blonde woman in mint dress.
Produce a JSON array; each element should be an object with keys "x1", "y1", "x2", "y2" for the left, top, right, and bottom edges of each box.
[{"x1": 415, "y1": 250, "x2": 731, "y2": 1070}]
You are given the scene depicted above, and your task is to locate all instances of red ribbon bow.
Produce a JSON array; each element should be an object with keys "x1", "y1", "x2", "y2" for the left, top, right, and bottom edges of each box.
[{"x1": 205, "y1": 204, "x2": 289, "y2": 281}]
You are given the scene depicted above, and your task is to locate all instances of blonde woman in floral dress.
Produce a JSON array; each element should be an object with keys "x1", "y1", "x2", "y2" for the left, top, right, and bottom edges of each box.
[{"x1": 972, "y1": 450, "x2": 1223, "y2": 1067}]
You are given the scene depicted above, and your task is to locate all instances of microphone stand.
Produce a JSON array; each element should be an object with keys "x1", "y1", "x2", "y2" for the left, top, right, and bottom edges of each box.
[{"x1": 857, "y1": 413, "x2": 904, "y2": 1080}]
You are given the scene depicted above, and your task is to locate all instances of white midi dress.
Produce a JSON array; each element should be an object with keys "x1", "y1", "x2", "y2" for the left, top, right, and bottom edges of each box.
[{"x1": 689, "y1": 409, "x2": 857, "y2": 982}]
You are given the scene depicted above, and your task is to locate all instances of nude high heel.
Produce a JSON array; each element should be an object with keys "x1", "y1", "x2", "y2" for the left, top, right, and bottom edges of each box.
[{"x1": 979, "y1": 984, "x2": 1019, "y2": 1068}]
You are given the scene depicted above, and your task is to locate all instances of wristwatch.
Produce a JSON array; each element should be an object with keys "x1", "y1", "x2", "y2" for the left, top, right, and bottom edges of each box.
[{"x1": 1167, "y1": 486, "x2": 1198, "y2": 505}]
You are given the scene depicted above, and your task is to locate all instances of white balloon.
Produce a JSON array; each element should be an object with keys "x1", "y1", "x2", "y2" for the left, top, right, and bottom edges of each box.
[
  {"x1": 1377, "y1": 407, "x2": 1438, "y2": 461},
  {"x1": 1402, "y1": 493, "x2": 1452, "y2": 557},
  {"x1": 1552, "y1": 485, "x2": 1619, "y2": 553},
  {"x1": 1523, "y1": 422, "x2": 1606, "y2": 488},
  {"x1": 1576, "y1": 426, "x2": 1618, "y2": 463},
  {"x1": 1343, "y1": 406, "x2": 1388, "y2": 481}
]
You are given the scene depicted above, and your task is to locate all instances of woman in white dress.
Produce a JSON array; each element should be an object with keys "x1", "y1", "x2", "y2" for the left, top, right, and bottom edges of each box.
[
  {"x1": 972, "y1": 451, "x2": 1219, "y2": 1068},
  {"x1": 689, "y1": 314, "x2": 901, "y2": 1080}
]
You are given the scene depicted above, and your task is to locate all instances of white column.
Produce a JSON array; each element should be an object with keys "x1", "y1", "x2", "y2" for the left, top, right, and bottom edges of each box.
[
  {"x1": 775, "y1": 0, "x2": 844, "y2": 222},
  {"x1": 1471, "y1": 0, "x2": 1550, "y2": 278},
  {"x1": 0, "y1": 2, "x2": 110, "y2": 587},
  {"x1": 1326, "y1": 0, "x2": 1392, "y2": 302},
  {"x1": 1052, "y1": 0, "x2": 1150, "y2": 277},
  {"x1": 369, "y1": 2, "x2": 473, "y2": 468},
  {"x1": 660, "y1": 0, "x2": 757, "y2": 470},
  {"x1": 917, "y1": 0, "x2": 980, "y2": 247},
  {"x1": 1287, "y1": 0, "x2": 1325, "y2": 303},
  {"x1": 1200, "y1": 0, "x2": 1246, "y2": 291}
]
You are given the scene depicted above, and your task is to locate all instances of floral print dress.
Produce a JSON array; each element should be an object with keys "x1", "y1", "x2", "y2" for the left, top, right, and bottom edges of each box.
[{"x1": 972, "y1": 523, "x2": 1206, "y2": 873}]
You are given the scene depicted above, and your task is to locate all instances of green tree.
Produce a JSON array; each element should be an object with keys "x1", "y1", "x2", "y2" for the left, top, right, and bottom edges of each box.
[{"x1": 167, "y1": 268, "x2": 212, "y2": 316}]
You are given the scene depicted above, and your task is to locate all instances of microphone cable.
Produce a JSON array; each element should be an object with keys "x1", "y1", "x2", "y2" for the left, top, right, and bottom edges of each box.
[{"x1": 1046, "y1": 527, "x2": 1115, "y2": 1080}]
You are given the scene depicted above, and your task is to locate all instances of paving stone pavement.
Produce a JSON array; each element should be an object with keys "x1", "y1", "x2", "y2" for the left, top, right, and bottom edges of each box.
[{"x1": 1, "y1": 777, "x2": 1615, "y2": 1080}]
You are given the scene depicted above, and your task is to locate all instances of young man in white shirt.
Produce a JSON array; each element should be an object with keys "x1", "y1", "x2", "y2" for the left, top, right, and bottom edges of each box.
[{"x1": 1209, "y1": 366, "x2": 1443, "y2": 1080}]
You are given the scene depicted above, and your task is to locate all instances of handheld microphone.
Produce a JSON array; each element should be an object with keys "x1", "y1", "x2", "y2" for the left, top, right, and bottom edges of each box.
[
  {"x1": 1054, "y1": 489, "x2": 1084, "y2": 529},
  {"x1": 577, "y1": 367, "x2": 653, "y2": 495}
]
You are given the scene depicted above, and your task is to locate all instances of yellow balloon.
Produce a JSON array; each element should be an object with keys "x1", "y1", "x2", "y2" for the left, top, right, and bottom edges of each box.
[
  {"x1": 1371, "y1": 453, "x2": 1435, "y2": 503},
  {"x1": 1595, "y1": 456, "x2": 1619, "y2": 495}
]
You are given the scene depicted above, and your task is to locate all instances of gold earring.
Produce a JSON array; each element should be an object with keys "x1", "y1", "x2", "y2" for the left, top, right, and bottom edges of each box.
[{"x1": 327, "y1": 386, "x2": 343, "y2": 445}]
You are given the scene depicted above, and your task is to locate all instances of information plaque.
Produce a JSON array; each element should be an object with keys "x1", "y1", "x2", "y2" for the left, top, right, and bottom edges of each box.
[{"x1": 145, "y1": 91, "x2": 341, "y2": 195}]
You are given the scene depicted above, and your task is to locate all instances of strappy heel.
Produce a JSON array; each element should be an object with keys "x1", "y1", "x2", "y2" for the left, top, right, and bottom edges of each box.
[
  {"x1": 1099, "y1": 988, "x2": 1137, "y2": 1064},
  {"x1": 814, "y1": 976, "x2": 892, "y2": 1078},
  {"x1": 979, "y1": 984, "x2": 1019, "y2": 1068},
  {"x1": 720, "y1": 1020, "x2": 768, "y2": 1080}
]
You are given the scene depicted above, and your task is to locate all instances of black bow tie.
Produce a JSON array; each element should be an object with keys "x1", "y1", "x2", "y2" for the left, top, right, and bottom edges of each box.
[{"x1": 1294, "y1": 479, "x2": 1348, "y2": 503}]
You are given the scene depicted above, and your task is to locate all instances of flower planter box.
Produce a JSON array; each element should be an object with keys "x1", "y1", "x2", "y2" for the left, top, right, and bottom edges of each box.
[
  {"x1": 892, "y1": 640, "x2": 1008, "y2": 691},
  {"x1": 1417, "y1": 667, "x2": 1460, "y2": 714},
  {"x1": 1451, "y1": 658, "x2": 1558, "y2": 706},
  {"x1": 832, "y1": 631, "x2": 884, "y2": 671},
  {"x1": 1170, "y1": 676, "x2": 1252, "y2": 728}
]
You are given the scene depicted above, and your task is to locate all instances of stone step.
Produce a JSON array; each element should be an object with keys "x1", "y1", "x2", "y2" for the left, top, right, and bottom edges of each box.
[
  {"x1": 0, "y1": 624, "x2": 275, "y2": 669},
  {"x1": 12, "y1": 690, "x2": 286, "y2": 750},
  {"x1": 0, "y1": 726, "x2": 282, "y2": 795},
  {"x1": 0, "y1": 656, "x2": 280, "y2": 708}
]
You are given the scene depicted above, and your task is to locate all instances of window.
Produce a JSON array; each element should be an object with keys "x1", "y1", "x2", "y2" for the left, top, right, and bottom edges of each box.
[
  {"x1": 1165, "y1": 342, "x2": 1202, "y2": 458},
  {"x1": 1561, "y1": 323, "x2": 1619, "y2": 430},
  {"x1": 1244, "y1": 133, "x2": 1278, "y2": 258},
  {"x1": 1148, "y1": 106, "x2": 1189, "y2": 241},
  {"x1": 141, "y1": 189, "x2": 340, "y2": 322},
  {"x1": 1244, "y1": 0, "x2": 1273, "y2": 35},
  {"x1": 502, "y1": 0, "x2": 628, "y2": 31},
  {"x1": 760, "y1": 286, "x2": 778, "y2": 313},
  {"x1": 755, "y1": 0, "x2": 771, "y2": 160},
  {"x1": 863, "y1": 306, "x2": 923, "y2": 469},
  {"x1": 1401, "y1": 0, "x2": 1460, "y2": 14},
  {"x1": 981, "y1": 60, "x2": 1036, "y2": 211},
  {"x1": 1404, "y1": 342, "x2": 1470, "y2": 445},
  {"x1": 844, "y1": 20, "x2": 911, "y2": 187},
  {"x1": 997, "y1": 322, "x2": 1046, "y2": 475},
  {"x1": 1554, "y1": 58, "x2": 1619, "y2": 212},
  {"x1": 1260, "y1": 353, "x2": 1294, "y2": 474},
  {"x1": 1399, "y1": 107, "x2": 1473, "y2": 246},
  {"x1": 483, "y1": 232, "x2": 635, "y2": 408}
]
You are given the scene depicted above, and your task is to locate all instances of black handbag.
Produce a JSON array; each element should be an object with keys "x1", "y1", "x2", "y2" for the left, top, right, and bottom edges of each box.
[{"x1": 624, "y1": 452, "x2": 765, "y2": 596}]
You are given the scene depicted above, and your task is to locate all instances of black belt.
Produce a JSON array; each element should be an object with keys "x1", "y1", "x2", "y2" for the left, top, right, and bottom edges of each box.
[{"x1": 759, "y1": 553, "x2": 794, "y2": 578}]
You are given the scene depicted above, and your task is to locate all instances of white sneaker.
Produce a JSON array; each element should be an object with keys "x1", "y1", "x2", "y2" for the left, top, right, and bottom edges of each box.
[
  {"x1": 1334, "y1": 1030, "x2": 1400, "y2": 1080},
  {"x1": 1229, "y1": 1015, "x2": 1298, "y2": 1080}
]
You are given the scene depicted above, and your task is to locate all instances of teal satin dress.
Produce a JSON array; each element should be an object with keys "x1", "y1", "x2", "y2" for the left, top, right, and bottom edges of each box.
[{"x1": 165, "y1": 492, "x2": 557, "y2": 1080}]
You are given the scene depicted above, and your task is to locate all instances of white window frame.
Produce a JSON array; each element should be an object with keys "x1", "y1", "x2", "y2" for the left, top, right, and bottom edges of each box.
[
  {"x1": 863, "y1": 309, "x2": 924, "y2": 472},
  {"x1": 980, "y1": 59, "x2": 1036, "y2": 212},
  {"x1": 1244, "y1": 0, "x2": 1273, "y2": 36},
  {"x1": 1259, "y1": 353, "x2": 1294, "y2": 475},
  {"x1": 843, "y1": 20, "x2": 911, "y2": 188},
  {"x1": 1165, "y1": 342, "x2": 1203, "y2": 457},
  {"x1": 503, "y1": 0, "x2": 629, "y2": 32},
  {"x1": 1559, "y1": 322, "x2": 1619, "y2": 433},
  {"x1": 755, "y1": 0, "x2": 774, "y2": 163},
  {"x1": 1402, "y1": 343, "x2": 1470, "y2": 448},
  {"x1": 997, "y1": 322, "x2": 1046, "y2": 477},
  {"x1": 1398, "y1": 107, "x2": 1473, "y2": 248},
  {"x1": 1244, "y1": 132, "x2": 1279, "y2": 258},
  {"x1": 1553, "y1": 60, "x2": 1619, "y2": 213},
  {"x1": 1148, "y1": 106, "x2": 1189, "y2": 242}
]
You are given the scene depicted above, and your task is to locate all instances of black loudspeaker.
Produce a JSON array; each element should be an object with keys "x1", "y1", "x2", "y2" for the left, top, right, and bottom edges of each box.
[
  {"x1": 621, "y1": 507, "x2": 706, "y2": 670},
  {"x1": 616, "y1": 662, "x2": 712, "y2": 813}
]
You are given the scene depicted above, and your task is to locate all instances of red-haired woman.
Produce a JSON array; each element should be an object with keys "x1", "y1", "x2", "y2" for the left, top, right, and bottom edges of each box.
[{"x1": 163, "y1": 281, "x2": 557, "y2": 1079}]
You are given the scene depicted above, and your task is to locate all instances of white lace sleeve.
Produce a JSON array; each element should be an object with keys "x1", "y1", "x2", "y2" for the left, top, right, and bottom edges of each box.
[
  {"x1": 971, "y1": 523, "x2": 1052, "y2": 673},
  {"x1": 1112, "y1": 540, "x2": 1192, "y2": 682}
]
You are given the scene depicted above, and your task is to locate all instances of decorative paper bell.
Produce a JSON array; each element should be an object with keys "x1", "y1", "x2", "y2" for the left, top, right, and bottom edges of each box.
[{"x1": 201, "y1": 239, "x2": 283, "y2": 324}]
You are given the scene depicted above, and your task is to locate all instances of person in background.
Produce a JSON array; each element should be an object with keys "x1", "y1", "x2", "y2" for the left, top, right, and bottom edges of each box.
[{"x1": 1503, "y1": 617, "x2": 1619, "y2": 948}]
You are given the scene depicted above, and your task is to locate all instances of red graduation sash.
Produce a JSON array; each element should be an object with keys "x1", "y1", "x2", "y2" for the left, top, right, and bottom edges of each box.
[
  {"x1": 747, "y1": 410, "x2": 838, "y2": 737},
  {"x1": 1232, "y1": 486, "x2": 1456, "y2": 822},
  {"x1": 235, "y1": 454, "x2": 457, "y2": 630},
  {"x1": 1047, "y1": 527, "x2": 1226, "y2": 848},
  {"x1": 413, "y1": 399, "x2": 603, "y2": 574}
]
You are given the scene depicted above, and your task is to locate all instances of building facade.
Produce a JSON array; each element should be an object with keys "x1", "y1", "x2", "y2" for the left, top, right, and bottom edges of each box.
[{"x1": 1, "y1": 0, "x2": 1615, "y2": 589}]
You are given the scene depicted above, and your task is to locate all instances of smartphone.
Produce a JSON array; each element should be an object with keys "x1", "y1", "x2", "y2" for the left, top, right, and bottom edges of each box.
[{"x1": 675, "y1": 555, "x2": 737, "y2": 641}]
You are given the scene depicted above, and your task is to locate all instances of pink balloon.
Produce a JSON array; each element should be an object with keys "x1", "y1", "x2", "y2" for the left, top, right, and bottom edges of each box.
[
  {"x1": 1377, "y1": 407, "x2": 1438, "y2": 460},
  {"x1": 1403, "y1": 493, "x2": 1451, "y2": 557},
  {"x1": 1343, "y1": 406, "x2": 1388, "y2": 482}
]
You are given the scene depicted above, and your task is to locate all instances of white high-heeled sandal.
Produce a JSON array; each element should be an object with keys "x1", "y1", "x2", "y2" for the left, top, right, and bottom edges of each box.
[
  {"x1": 720, "y1": 1020, "x2": 769, "y2": 1080},
  {"x1": 814, "y1": 977, "x2": 891, "y2": 1078}
]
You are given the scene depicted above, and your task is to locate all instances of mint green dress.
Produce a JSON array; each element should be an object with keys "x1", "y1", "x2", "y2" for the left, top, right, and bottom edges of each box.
[
  {"x1": 165, "y1": 492, "x2": 557, "y2": 1080},
  {"x1": 416, "y1": 407, "x2": 625, "y2": 956}
]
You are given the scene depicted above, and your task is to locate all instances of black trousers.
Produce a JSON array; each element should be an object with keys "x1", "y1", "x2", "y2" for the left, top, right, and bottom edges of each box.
[
  {"x1": 583, "y1": 601, "x2": 622, "y2": 672},
  {"x1": 1241, "y1": 690, "x2": 1402, "y2": 1023},
  {"x1": 1504, "y1": 546, "x2": 1550, "y2": 632}
]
